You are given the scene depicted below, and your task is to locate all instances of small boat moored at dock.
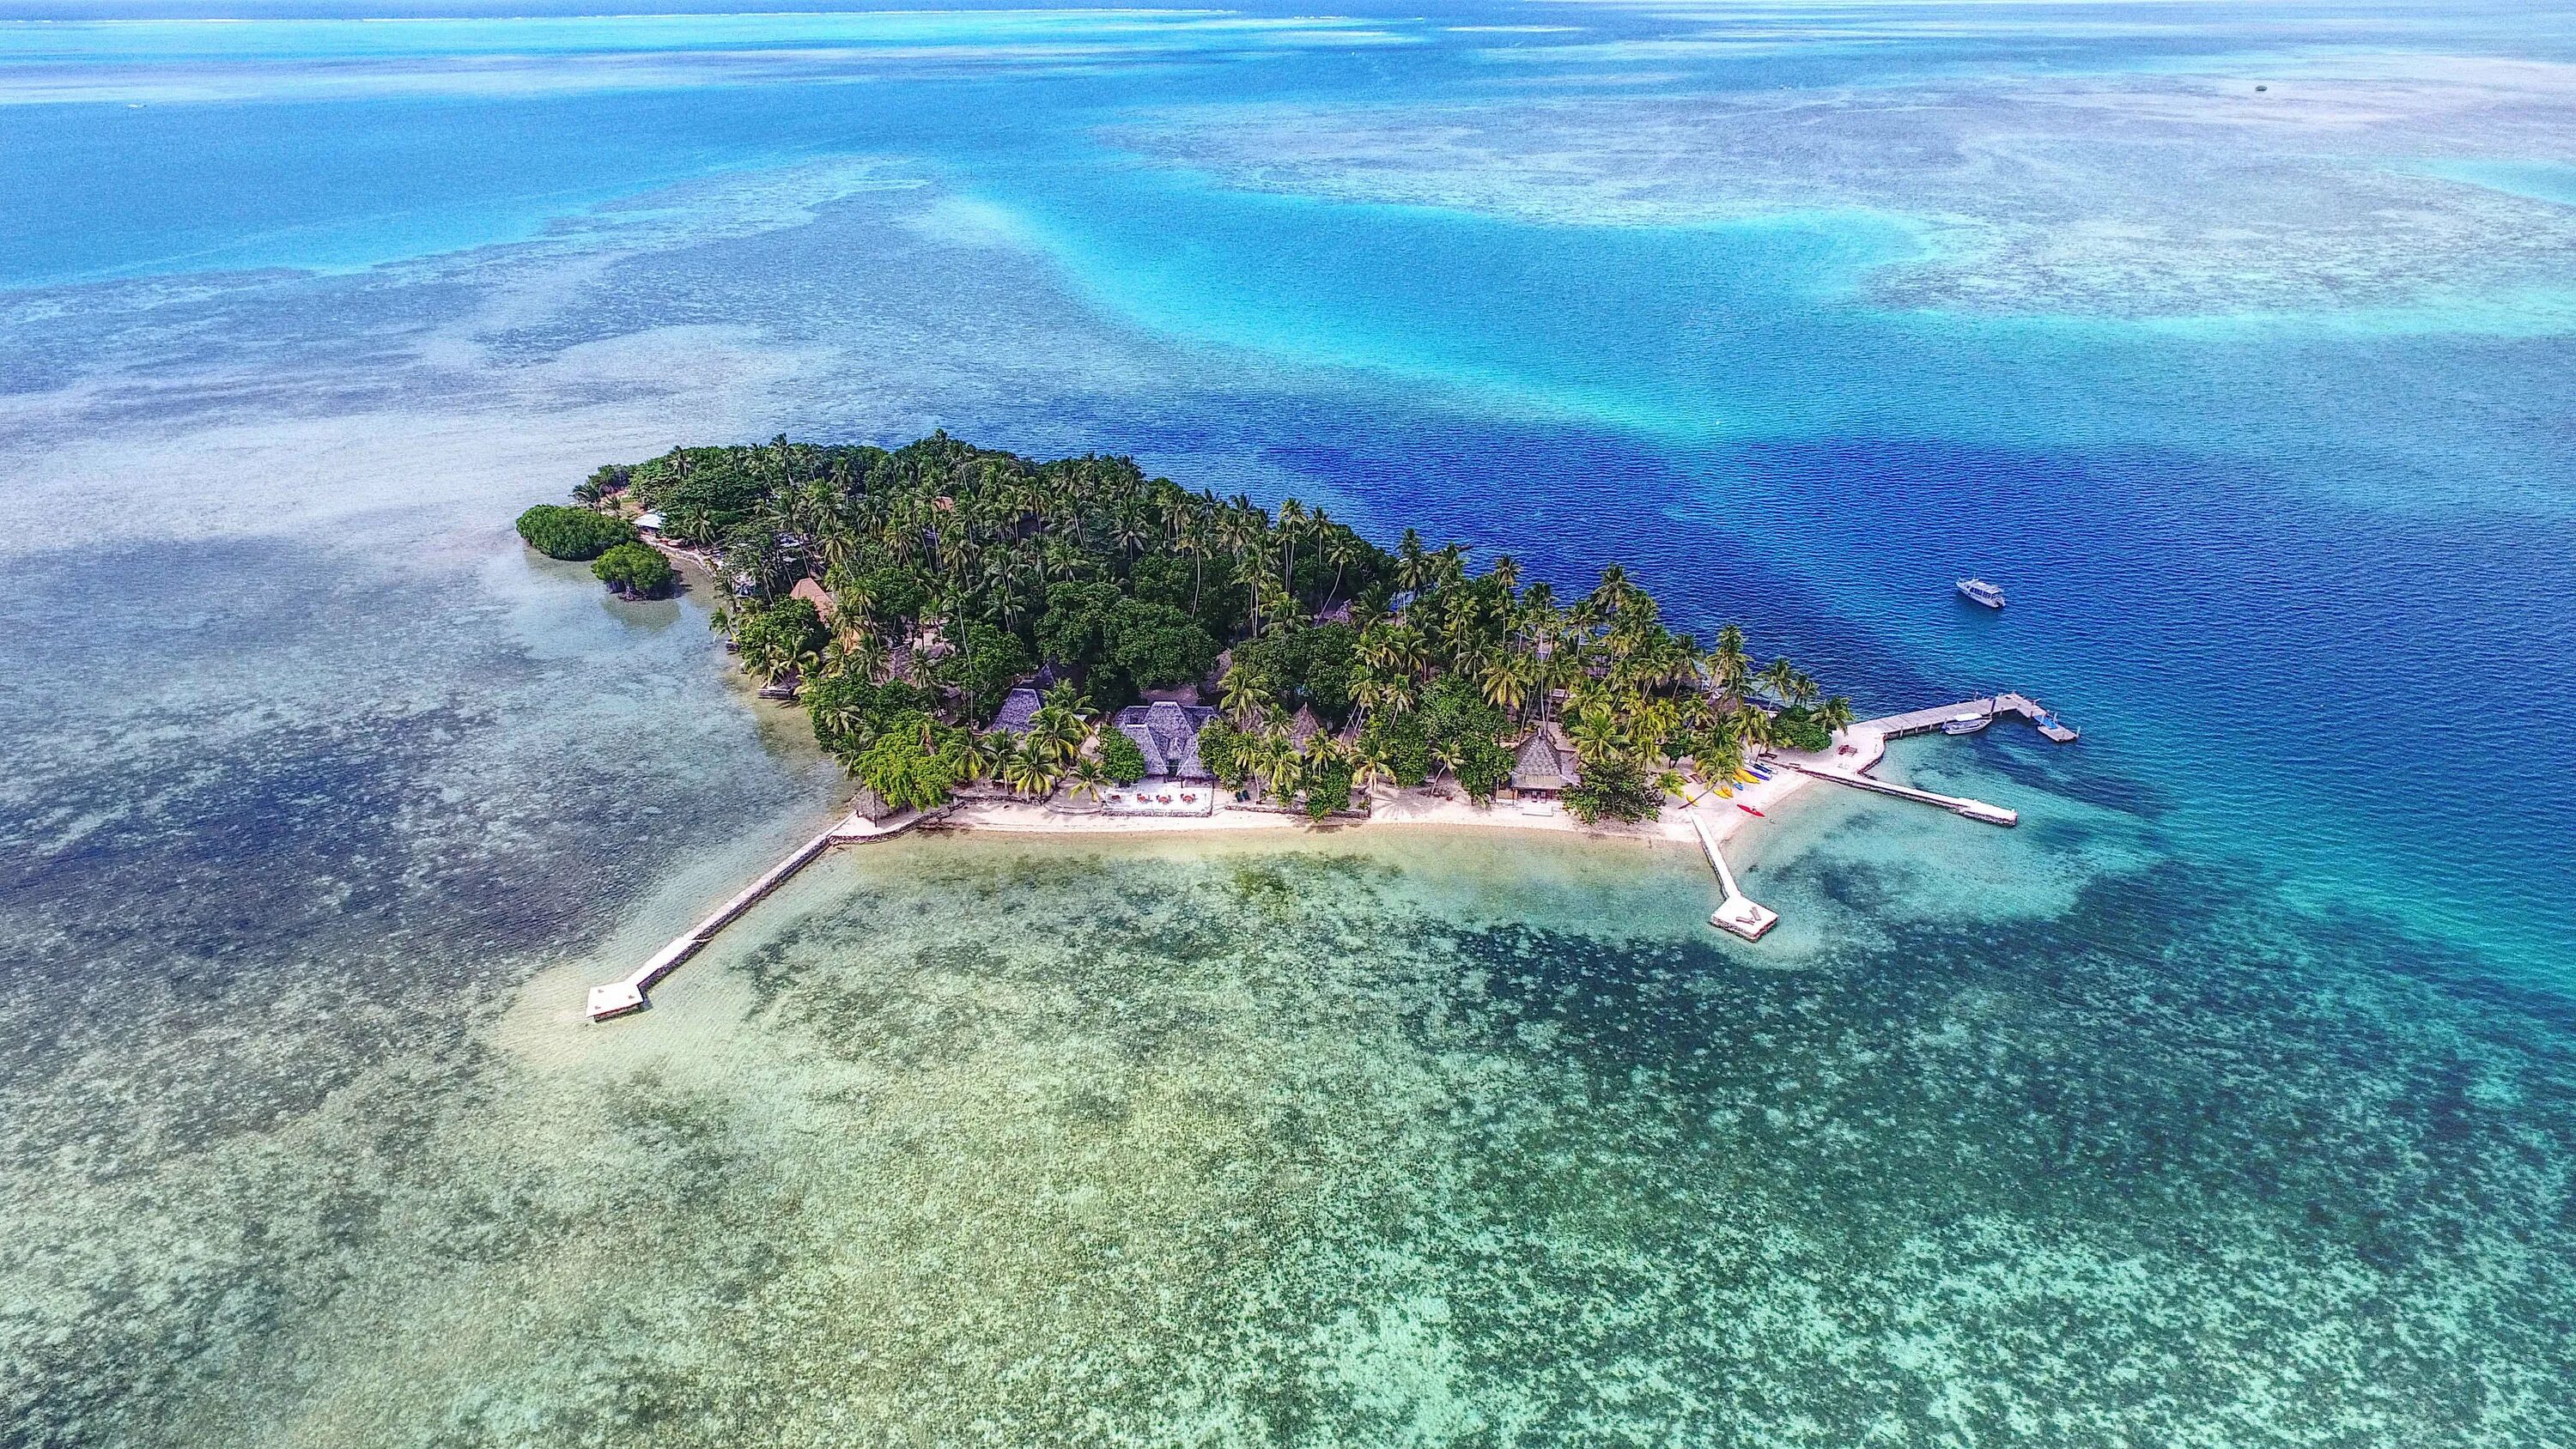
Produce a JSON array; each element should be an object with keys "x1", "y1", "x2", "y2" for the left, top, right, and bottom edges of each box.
[
  {"x1": 1938, "y1": 712, "x2": 1992, "y2": 736},
  {"x1": 1956, "y1": 577, "x2": 2006, "y2": 609}
]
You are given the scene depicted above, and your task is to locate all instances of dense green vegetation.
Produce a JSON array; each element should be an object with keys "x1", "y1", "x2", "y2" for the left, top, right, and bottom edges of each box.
[
  {"x1": 545, "y1": 431, "x2": 1847, "y2": 819},
  {"x1": 516, "y1": 504, "x2": 636, "y2": 561},
  {"x1": 591, "y1": 542, "x2": 675, "y2": 599}
]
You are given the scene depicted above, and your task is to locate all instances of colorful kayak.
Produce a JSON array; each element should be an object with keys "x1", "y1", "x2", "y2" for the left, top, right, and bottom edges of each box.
[{"x1": 1736, "y1": 802, "x2": 1765, "y2": 817}]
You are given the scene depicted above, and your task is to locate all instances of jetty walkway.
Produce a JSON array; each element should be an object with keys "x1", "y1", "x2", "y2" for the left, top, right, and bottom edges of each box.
[
  {"x1": 1864, "y1": 693, "x2": 2079, "y2": 743},
  {"x1": 1777, "y1": 763, "x2": 2019, "y2": 826},
  {"x1": 1691, "y1": 815, "x2": 1777, "y2": 940},
  {"x1": 586, "y1": 807, "x2": 926, "y2": 1021}
]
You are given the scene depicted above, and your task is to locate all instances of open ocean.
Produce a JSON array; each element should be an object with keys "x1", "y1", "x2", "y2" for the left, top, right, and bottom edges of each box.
[{"x1": 3, "y1": 1, "x2": 2574, "y2": 1442}]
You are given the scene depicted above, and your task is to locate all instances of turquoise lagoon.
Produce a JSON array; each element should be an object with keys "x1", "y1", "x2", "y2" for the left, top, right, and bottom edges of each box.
[{"x1": 3, "y1": 1, "x2": 2574, "y2": 1442}]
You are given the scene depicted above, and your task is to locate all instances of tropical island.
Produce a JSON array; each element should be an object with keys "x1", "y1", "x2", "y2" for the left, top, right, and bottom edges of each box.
[{"x1": 528, "y1": 431, "x2": 1855, "y2": 829}]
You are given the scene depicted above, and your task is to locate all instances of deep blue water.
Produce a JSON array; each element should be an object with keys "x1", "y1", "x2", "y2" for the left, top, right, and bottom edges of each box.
[{"x1": 5, "y1": 0, "x2": 2576, "y2": 1440}]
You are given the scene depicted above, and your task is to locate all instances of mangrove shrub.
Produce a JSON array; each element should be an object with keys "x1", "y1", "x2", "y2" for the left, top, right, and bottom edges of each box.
[{"x1": 519, "y1": 505, "x2": 636, "y2": 561}]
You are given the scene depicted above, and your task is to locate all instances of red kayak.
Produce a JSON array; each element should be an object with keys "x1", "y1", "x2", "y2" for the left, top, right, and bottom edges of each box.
[{"x1": 1736, "y1": 802, "x2": 1765, "y2": 817}]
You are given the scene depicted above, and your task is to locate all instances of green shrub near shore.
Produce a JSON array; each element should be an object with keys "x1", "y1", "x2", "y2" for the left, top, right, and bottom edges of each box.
[
  {"x1": 1098, "y1": 730, "x2": 1149, "y2": 785},
  {"x1": 592, "y1": 542, "x2": 675, "y2": 599},
  {"x1": 517, "y1": 504, "x2": 635, "y2": 561}
]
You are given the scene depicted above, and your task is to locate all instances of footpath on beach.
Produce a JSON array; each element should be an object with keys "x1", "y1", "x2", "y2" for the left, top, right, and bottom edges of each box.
[{"x1": 584, "y1": 693, "x2": 2075, "y2": 1021}]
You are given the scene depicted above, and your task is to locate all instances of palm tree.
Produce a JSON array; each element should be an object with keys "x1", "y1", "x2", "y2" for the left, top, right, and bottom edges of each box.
[
  {"x1": 1814, "y1": 694, "x2": 1855, "y2": 737},
  {"x1": 1352, "y1": 732, "x2": 1398, "y2": 792},
  {"x1": 1565, "y1": 707, "x2": 1631, "y2": 768},
  {"x1": 953, "y1": 729, "x2": 1001, "y2": 785},
  {"x1": 1321, "y1": 528, "x2": 1362, "y2": 609},
  {"x1": 825, "y1": 629, "x2": 887, "y2": 683},
  {"x1": 1220, "y1": 664, "x2": 1271, "y2": 727},
  {"x1": 1757, "y1": 656, "x2": 1803, "y2": 708},
  {"x1": 1394, "y1": 529, "x2": 1429, "y2": 595},
  {"x1": 1257, "y1": 727, "x2": 1303, "y2": 801},
  {"x1": 1708, "y1": 624, "x2": 1751, "y2": 701},
  {"x1": 1028, "y1": 686, "x2": 1093, "y2": 767},
  {"x1": 999, "y1": 736, "x2": 1060, "y2": 798},
  {"x1": 1064, "y1": 757, "x2": 1109, "y2": 803},
  {"x1": 1728, "y1": 706, "x2": 1777, "y2": 755},
  {"x1": 1277, "y1": 497, "x2": 1308, "y2": 592}
]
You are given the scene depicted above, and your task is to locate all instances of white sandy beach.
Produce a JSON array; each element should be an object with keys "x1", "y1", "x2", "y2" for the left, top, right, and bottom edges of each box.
[{"x1": 932, "y1": 724, "x2": 1891, "y2": 850}]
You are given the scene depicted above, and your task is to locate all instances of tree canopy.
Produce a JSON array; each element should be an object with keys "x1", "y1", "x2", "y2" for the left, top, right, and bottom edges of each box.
[
  {"x1": 519, "y1": 505, "x2": 636, "y2": 561},
  {"x1": 592, "y1": 542, "x2": 674, "y2": 598},
  {"x1": 534, "y1": 431, "x2": 1837, "y2": 815}
]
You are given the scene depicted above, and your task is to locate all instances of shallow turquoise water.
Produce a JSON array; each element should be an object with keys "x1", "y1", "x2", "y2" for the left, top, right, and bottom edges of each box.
[{"x1": 4, "y1": 0, "x2": 2576, "y2": 1441}]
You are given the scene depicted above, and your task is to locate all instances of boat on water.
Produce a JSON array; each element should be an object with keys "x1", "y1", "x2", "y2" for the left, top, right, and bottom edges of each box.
[
  {"x1": 1939, "y1": 713, "x2": 1992, "y2": 736},
  {"x1": 1956, "y1": 577, "x2": 2006, "y2": 609}
]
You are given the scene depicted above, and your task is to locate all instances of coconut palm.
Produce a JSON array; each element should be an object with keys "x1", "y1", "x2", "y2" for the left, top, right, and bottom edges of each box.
[
  {"x1": 1219, "y1": 664, "x2": 1271, "y2": 727},
  {"x1": 1756, "y1": 657, "x2": 1804, "y2": 707},
  {"x1": 824, "y1": 629, "x2": 886, "y2": 683},
  {"x1": 999, "y1": 736, "x2": 1060, "y2": 798},
  {"x1": 953, "y1": 729, "x2": 1001, "y2": 785},
  {"x1": 1257, "y1": 727, "x2": 1303, "y2": 801},
  {"x1": 1064, "y1": 757, "x2": 1109, "y2": 803},
  {"x1": 1352, "y1": 732, "x2": 1399, "y2": 791},
  {"x1": 1394, "y1": 529, "x2": 1429, "y2": 595},
  {"x1": 1707, "y1": 623, "x2": 1751, "y2": 700},
  {"x1": 1321, "y1": 528, "x2": 1363, "y2": 610},
  {"x1": 1480, "y1": 650, "x2": 1535, "y2": 718},
  {"x1": 1565, "y1": 707, "x2": 1631, "y2": 768}
]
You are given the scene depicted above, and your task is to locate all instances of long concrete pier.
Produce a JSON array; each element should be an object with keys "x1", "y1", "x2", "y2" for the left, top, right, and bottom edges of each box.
[
  {"x1": 586, "y1": 807, "x2": 925, "y2": 1021},
  {"x1": 1778, "y1": 763, "x2": 2020, "y2": 826},
  {"x1": 1864, "y1": 692, "x2": 2079, "y2": 743},
  {"x1": 1692, "y1": 814, "x2": 1777, "y2": 939}
]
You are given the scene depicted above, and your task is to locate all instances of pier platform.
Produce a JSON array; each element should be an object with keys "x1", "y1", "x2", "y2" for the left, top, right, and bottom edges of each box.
[
  {"x1": 586, "y1": 806, "x2": 926, "y2": 1021},
  {"x1": 1863, "y1": 692, "x2": 2078, "y2": 743},
  {"x1": 1692, "y1": 815, "x2": 1777, "y2": 940}
]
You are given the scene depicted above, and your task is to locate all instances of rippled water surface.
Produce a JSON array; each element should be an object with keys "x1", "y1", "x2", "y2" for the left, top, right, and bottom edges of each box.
[{"x1": 4, "y1": 0, "x2": 2575, "y2": 1442}]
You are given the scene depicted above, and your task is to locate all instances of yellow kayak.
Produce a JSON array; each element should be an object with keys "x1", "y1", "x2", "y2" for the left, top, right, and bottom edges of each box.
[{"x1": 1733, "y1": 771, "x2": 1758, "y2": 785}]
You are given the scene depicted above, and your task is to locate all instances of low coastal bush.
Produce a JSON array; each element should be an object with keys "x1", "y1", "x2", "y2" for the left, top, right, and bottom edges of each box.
[
  {"x1": 592, "y1": 542, "x2": 675, "y2": 599},
  {"x1": 806, "y1": 673, "x2": 938, "y2": 761},
  {"x1": 1197, "y1": 718, "x2": 1249, "y2": 789},
  {"x1": 517, "y1": 504, "x2": 635, "y2": 561},
  {"x1": 1099, "y1": 729, "x2": 1149, "y2": 785},
  {"x1": 1298, "y1": 750, "x2": 1357, "y2": 819},
  {"x1": 1564, "y1": 755, "x2": 1660, "y2": 824}
]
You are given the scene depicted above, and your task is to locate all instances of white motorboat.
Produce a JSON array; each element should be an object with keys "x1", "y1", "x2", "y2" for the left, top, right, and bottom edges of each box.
[{"x1": 1956, "y1": 578, "x2": 2006, "y2": 609}]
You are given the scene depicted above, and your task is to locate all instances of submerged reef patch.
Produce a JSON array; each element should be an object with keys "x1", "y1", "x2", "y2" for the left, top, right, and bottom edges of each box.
[{"x1": 12, "y1": 828, "x2": 2564, "y2": 1445}]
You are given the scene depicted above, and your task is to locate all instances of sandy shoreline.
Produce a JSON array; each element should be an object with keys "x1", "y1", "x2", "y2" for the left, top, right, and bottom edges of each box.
[{"x1": 927, "y1": 725, "x2": 1891, "y2": 852}]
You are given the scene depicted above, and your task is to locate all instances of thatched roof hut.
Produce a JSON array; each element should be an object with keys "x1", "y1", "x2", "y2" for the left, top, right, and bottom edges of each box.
[{"x1": 1510, "y1": 726, "x2": 1577, "y2": 795}]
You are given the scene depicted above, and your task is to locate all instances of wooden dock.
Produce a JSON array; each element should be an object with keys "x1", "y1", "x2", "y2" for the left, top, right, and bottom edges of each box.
[
  {"x1": 1864, "y1": 692, "x2": 2078, "y2": 743},
  {"x1": 1691, "y1": 815, "x2": 1777, "y2": 940},
  {"x1": 586, "y1": 807, "x2": 925, "y2": 1021}
]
